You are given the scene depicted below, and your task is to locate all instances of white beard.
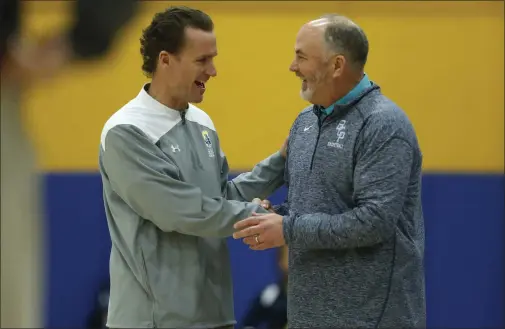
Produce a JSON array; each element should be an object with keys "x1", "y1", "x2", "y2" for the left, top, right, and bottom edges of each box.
[
  {"x1": 300, "y1": 86, "x2": 314, "y2": 102},
  {"x1": 299, "y1": 69, "x2": 327, "y2": 103}
]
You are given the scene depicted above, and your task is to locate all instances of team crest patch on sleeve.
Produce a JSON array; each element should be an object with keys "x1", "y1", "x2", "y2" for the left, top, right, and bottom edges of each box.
[{"x1": 202, "y1": 130, "x2": 215, "y2": 158}]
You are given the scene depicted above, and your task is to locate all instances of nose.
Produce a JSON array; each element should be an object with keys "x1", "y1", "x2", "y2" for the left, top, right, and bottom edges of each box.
[
  {"x1": 289, "y1": 59, "x2": 297, "y2": 72},
  {"x1": 207, "y1": 62, "x2": 217, "y2": 77}
]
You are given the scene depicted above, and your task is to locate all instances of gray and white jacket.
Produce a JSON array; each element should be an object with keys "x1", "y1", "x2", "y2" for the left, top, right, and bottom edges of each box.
[
  {"x1": 99, "y1": 84, "x2": 285, "y2": 328},
  {"x1": 278, "y1": 83, "x2": 426, "y2": 328}
]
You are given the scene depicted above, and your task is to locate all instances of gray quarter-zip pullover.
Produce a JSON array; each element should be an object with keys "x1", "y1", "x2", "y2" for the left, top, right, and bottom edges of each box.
[
  {"x1": 99, "y1": 84, "x2": 285, "y2": 328},
  {"x1": 279, "y1": 83, "x2": 426, "y2": 328}
]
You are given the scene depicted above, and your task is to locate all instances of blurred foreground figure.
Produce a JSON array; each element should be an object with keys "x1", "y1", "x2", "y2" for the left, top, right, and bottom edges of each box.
[
  {"x1": 0, "y1": 0, "x2": 137, "y2": 326},
  {"x1": 242, "y1": 246, "x2": 288, "y2": 329}
]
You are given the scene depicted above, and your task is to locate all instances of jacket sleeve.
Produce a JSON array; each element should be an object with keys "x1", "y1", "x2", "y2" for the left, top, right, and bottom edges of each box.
[
  {"x1": 283, "y1": 116, "x2": 419, "y2": 250},
  {"x1": 220, "y1": 148, "x2": 285, "y2": 202},
  {"x1": 102, "y1": 124, "x2": 269, "y2": 238},
  {"x1": 272, "y1": 167, "x2": 290, "y2": 216},
  {"x1": 272, "y1": 142, "x2": 291, "y2": 216},
  {"x1": 273, "y1": 122, "x2": 295, "y2": 216},
  {"x1": 68, "y1": 0, "x2": 138, "y2": 59}
]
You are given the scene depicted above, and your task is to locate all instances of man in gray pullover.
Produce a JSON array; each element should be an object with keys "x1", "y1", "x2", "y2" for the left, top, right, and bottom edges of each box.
[
  {"x1": 234, "y1": 15, "x2": 426, "y2": 328},
  {"x1": 99, "y1": 7, "x2": 285, "y2": 328}
]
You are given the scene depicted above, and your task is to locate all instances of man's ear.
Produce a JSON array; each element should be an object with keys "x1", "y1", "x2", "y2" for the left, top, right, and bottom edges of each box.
[
  {"x1": 158, "y1": 50, "x2": 171, "y2": 69},
  {"x1": 332, "y1": 54, "x2": 346, "y2": 78}
]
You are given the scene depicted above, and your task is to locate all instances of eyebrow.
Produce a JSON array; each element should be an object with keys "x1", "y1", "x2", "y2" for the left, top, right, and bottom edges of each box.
[
  {"x1": 295, "y1": 49, "x2": 307, "y2": 56},
  {"x1": 196, "y1": 52, "x2": 217, "y2": 61}
]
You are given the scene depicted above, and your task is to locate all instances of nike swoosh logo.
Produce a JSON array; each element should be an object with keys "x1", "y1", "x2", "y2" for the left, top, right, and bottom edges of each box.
[{"x1": 304, "y1": 126, "x2": 312, "y2": 132}]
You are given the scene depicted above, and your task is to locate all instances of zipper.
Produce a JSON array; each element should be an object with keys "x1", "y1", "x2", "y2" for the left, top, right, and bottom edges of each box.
[
  {"x1": 310, "y1": 105, "x2": 353, "y2": 170},
  {"x1": 180, "y1": 110, "x2": 204, "y2": 170},
  {"x1": 308, "y1": 90, "x2": 368, "y2": 170},
  {"x1": 310, "y1": 116, "x2": 326, "y2": 170},
  {"x1": 180, "y1": 110, "x2": 186, "y2": 125}
]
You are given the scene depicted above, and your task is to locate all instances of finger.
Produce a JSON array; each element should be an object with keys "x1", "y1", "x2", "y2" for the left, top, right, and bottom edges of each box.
[
  {"x1": 261, "y1": 200, "x2": 271, "y2": 209},
  {"x1": 242, "y1": 236, "x2": 257, "y2": 246},
  {"x1": 250, "y1": 242, "x2": 269, "y2": 251},
  {"x1": 232, "y1": 225, "x2": 262, "y2": 239},
  {"x1": 233, "y1": 225, "x2": 262, "y2": 239},
  {"x1": 234, "y1": 217, "x2": 260, "y2": 230}
]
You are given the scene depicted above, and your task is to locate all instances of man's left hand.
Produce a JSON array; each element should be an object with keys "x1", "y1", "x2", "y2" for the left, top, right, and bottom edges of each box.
[
  {"x1": 233, "y1": 213, "x2": 285, "y2": 250},
  {"x1": 280, "y1": 137, "x2": 288, "y2": 158}
]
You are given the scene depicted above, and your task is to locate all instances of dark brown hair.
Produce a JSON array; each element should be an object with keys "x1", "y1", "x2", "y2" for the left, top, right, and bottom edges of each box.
[{"x1": 140, "y1": 6, "x2": 214, "y2": 77}]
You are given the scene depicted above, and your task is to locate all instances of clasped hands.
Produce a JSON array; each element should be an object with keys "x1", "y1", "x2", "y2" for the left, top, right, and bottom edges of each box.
[
  {"x1": 232, "y1": 137, "x2": 288, "y2": 250},
  {"x1": 232, "y1": 198, "x2": 285, "y2": 250}
]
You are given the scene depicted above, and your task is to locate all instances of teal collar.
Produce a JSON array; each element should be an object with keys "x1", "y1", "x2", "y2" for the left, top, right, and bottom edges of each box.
[{"x1": 322, "y1": 73, "x2": 372, "y2": 116}]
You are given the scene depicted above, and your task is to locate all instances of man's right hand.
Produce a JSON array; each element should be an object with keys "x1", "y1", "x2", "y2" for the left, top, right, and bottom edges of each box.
[{"x1": 252, "y1": 198, "x2": 274, "y2": 212}]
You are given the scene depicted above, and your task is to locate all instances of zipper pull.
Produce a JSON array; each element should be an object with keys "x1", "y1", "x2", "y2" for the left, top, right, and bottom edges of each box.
[{"x1": 180, "y1": 111, "x2": 186, "y2": 125}]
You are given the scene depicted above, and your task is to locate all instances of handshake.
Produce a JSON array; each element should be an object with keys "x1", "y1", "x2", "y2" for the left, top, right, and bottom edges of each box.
[
  {"x1": 232, "y1": 198, "x2": 286, "y2": 251},
  {"x1": 252, "y1": 197, "x2": 275, "y2": 212}
]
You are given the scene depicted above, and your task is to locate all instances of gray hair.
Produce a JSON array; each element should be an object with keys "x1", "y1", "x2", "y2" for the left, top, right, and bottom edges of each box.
[{"x1": 317, "y1": 14, "x2": 369, "y2": 71}]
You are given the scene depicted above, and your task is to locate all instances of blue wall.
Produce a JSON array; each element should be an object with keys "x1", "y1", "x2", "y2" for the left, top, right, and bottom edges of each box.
[{"x1": 43, "y1": 172, "x2": 504, "y2": 328}]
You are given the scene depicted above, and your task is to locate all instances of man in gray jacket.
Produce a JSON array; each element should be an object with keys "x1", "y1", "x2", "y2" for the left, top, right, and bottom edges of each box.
[
  {"x1": 233, "y1": 15, "x2": 426, "y2": 328},
  {"x1": 99, "y1": 6, "x2": 285, "y2": 329}
]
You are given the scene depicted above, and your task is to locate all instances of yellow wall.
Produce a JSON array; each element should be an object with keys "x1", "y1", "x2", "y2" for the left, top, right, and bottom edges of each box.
[{"x1": 22, "y1": 1, "x2": 504, "y2": 172}]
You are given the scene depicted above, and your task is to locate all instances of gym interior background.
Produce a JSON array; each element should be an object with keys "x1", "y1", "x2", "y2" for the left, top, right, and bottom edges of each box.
[{"x1": 18, "y1": 1, "x2": 504, "y2": 328}]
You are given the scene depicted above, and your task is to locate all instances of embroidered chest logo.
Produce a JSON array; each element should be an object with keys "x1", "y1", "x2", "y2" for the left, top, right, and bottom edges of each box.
[
  {"x1": 171, "y1": 144, "x2": 181, "y2": 152},
  {"x1": 327, "y1": 120, "x2": 346, "y2": 149},
  {"x1": 202, "y1": 130, "x2": 215, "y2": 158}
]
